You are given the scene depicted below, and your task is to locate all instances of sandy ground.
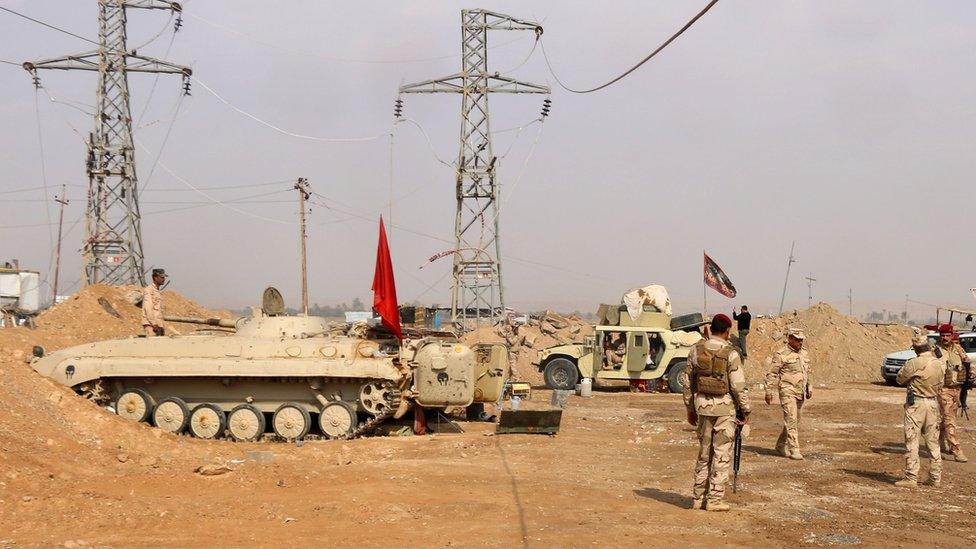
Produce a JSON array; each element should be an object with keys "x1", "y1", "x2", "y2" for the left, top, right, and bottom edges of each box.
[{"x1": 1, "y1": 376, "x2": 973, "y2": 548}]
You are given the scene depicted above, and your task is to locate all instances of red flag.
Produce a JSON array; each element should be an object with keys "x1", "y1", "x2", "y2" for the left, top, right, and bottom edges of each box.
[
  {"x1": 704, "y1": 252, "x2": 737, "y2": 298},
  {"x1": 372, "y1": 217, "x2": 403, "y2": 340}
]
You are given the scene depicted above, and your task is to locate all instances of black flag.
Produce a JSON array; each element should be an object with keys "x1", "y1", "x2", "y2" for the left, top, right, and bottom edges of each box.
[{"x1": 704, "y1": 252, "x2": 737, "y2": 298}]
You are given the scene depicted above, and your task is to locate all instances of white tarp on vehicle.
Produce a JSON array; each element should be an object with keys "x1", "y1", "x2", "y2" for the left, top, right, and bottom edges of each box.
[
  {"x1": 622, "y1": 285, "x2": 672, "y2": 320},
  {"x1": 669, "y1": 330, "x2": 703, "y2": 347}
]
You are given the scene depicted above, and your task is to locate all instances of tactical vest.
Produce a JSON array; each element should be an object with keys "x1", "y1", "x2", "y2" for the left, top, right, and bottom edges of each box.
[
  {"x1": 942, "y1": 345, "x2": 966, "y2": 387},
  {"x1": 692, "y1": 341, "x2": 733, "y2": 396}
]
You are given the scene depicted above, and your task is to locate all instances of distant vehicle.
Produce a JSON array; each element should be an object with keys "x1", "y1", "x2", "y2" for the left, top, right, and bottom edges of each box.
[
  {"x1": 534, "y1": 304, "x2": 706, "y2": 393},
  {"x1": 881, "y1": 332, "x2": 976, "y2": 386}
]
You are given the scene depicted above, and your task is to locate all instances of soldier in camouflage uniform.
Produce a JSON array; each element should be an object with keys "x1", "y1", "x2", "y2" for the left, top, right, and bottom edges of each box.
[
  {"x1": 895, "y1": 330, "x2": 946, "y2": 487},
  {"x1": 934, "y1": 324, "x2": 973, "y2": 462},
  {"x1": 682, "y1": 314, "x2": 750, "y2": 512},
  {"x1": 765, "y1": 328, "x2": 811, "y2": 460}
]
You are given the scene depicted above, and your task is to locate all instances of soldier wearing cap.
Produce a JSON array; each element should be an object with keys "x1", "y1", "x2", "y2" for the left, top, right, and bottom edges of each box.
[
  {"x1": 765, "y1": 327, "x2": 812, "y2": 460},
  {"x1": 895, "y1": 329, "x2": 946, "y2": 487},
  {"x1": 935, "y1": 323, "x2": 973, "y2": 462},
  {"x1": 141, "y1": 268, "x2": 167, "y2": 337},
  {"x1": 682, "y1": 313, "x2": 751, "y2": 512}
]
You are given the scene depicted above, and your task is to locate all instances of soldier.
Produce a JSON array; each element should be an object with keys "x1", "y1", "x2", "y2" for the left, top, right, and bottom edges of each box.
[
  {"x1": 683, "y1": 313, "x2": 750, "y2": 512},
  {"x1": 141, "y1": 268, "x2": 167, "y2": 337},
  {"x1": 895, "y1": 330, "x2": 945, "y2": 487},
  {"x1": 603, "y1": 333, "x2": 626, "y2": 370},
  {"x1": 732, "y1": 305, "x2": 751, "y2": 358},
  {"x1": 935, "y1": 324, "x2": 973, "y2": 462},
  {"x1": 765, "y1": 328, "x2": 811, "y2": 460}
]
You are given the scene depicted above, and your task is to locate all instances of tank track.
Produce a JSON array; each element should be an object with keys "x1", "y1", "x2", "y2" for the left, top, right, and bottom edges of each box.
[{"x1": 343, "y1": 380, "x2": 401, "y2": 439}]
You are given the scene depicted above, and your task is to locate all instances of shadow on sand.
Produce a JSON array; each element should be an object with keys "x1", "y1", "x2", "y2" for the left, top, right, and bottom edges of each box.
[{"x1": 633, "y1": 487, "x2": 692, "y2": 509}]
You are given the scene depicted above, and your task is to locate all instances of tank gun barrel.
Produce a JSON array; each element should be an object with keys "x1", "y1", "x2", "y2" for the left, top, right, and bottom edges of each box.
[{"x1": 163, "y1": 315, "x2": 240, "y2": 329}]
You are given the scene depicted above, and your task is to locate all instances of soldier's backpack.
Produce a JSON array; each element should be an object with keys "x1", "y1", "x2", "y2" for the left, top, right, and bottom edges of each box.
[{"x1": 692, "y1": 341, "x2": 733, "y2": 396}]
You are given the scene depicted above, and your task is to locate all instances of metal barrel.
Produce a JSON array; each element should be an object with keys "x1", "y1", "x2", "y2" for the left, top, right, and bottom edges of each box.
[{"x1": 163, "y1": 315, "x2": 240, "y2": 329}]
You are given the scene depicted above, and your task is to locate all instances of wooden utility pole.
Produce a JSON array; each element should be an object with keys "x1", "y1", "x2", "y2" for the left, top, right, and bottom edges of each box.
[
  {"x1": 294, "y1": 178, "x2": 310, "y2": 316},
  {"x1": 52, "y1": 184, "x2": 69, "y2": 304},
  {"x1": 777, "y1": 241, "x2": 797, "y2": 315},
  {"x1": 805, "y1": 274, "x2": 817, "y2": 308},
  {"x1": 848, "y1": 288, "x2": 853, "y2": 317}
]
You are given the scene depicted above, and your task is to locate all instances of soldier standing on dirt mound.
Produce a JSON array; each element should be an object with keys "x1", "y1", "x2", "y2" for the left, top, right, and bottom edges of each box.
[
  {"x1": 765, "y1": 328, "x2": 811, "y2": 460},
  {"x1": 141, "y1": 268, "x2": 166, "y2": 337},
  {"x1": 895, "y1": 330, "x2": 945, "y2": 488},
  {"x1": 682, "y1": 313, "x2": 750, "y2": 512},
  {"x1": 935, "y1": 323, "x2": 973, "y2": 462}
]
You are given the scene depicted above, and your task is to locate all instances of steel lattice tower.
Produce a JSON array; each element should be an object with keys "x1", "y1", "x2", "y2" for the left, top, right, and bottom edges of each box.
[
  {"x1": 400, "y1": 9, "x2": 550, "y2": 328},
  {"x1": 24, "y1": 1, "x2": 191, "y2": 286}
]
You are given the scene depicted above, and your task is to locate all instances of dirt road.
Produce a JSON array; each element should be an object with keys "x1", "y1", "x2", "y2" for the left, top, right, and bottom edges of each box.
[{"x1": 1, "y1": 377, "x2": 973, "y2": 547}]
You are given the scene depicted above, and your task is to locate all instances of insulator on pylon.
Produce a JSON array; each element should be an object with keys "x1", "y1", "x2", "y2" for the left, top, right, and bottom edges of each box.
[
  {"x1": 182, "y1": 76, "x2": 192, "y2": 96},
  {"x1": 541, "y1": 98, "x2": 552, "y2": 118},
  {"x1": 394, "y1": 98, "x2": 404, "y2": 118},
  {"x1": 174, "y1": 15, "x2": 183, "y2": 32}
]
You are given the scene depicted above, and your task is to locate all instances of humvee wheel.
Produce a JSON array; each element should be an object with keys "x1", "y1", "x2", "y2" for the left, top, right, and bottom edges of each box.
[
  {"x1": 667, "y1": 361, "x2": 688, "y2": 394},
  {"x1": 359, "y1": 382, "x2": 392, "y2": 416},
  {"x1": 188, "y1": 404, "x2": 227, "y2": 439},
  {"x1": 544, "y1": 358, "x2": 579, "y2": 390},
  {"x1": 318, "y1": 401, "x2": 358, "y2": 439},
  {"x1": 116, "y1": 389, "x2": 155, "y2": 423},
  {"x1": 228, "y1": 404, "x2": 266, "y2": 442},
  {"x1": 273, "y1": 403, "x2": 311, "y2": 440},
  {"x1": 152, "y1": 397, "x2": 190, "y2": 434}
]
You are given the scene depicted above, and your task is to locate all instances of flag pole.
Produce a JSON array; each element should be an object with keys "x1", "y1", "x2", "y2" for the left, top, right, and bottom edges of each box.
[{"x1": 703, "y1": 250, "x2": 707, "y2": 316}]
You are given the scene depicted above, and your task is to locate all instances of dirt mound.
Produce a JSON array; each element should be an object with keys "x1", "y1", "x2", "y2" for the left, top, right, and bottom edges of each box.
[
  {"x1": 461, "y1": 311, "x2": 594, "y2": 386},
  {"x1": 746, "y1": 302, "x2": 913, "y2": 383},
  {"x1": 0, "y1": 285, "x2": 235, "y2": 496}
]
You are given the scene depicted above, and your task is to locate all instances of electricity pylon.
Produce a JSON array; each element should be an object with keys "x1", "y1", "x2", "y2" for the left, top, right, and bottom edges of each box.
[
  {"x1": 399, "y1": 9, "x2": 550, "y2": 329},
  {"x1": 24, "y1": 0, "x2": 191, "y2": 286}
]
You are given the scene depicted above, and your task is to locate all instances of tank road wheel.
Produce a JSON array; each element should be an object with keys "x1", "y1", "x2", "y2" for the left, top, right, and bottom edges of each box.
[
  {"x1": 359, "y1": 382, "x2": 393, "y2": 416},
  {"x1": 318, "y1": 401, "x2": 358, "y2": 439},
  {"x1": 228, "y1": 404, "x2": 266, "y2": 442},
  {"x1": 272, "y1": 403, "x2": 311, "y2": 441},
  {"x1": 152, "y1": 397, "x2": 190, "y2": 434},
  {"x1": 543, "y1": 358, "x2": 579, "y2": 391},
  {"x1": 188, "y1": 404, "x2": 227, "y2": 440},
  {"x1": 116, "y1": 389, "x2": 155, "y2": 423}
]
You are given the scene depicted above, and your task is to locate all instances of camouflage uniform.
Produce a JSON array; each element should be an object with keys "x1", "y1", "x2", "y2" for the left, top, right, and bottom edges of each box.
[
  {"x1": 896, "y1": 349, "x2": 945, "y2": 485},
  {"x1": 936, "y1": 341, "x2": 972, "y2": 461},
  {"x1": 141, "y1": 283, "x2": 164, "y2": 337},
  {"x1": 765, "y1": 336, "x2": 811, "y2": 458},
  {"x1": 683, "y1": 336, "x2": 750, "y2": 509},
  {"x1": 604, "y1": 336, "x2": 625, "y2": 370}
]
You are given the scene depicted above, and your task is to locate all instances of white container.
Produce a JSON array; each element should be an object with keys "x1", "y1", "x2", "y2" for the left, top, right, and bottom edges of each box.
[
  {"x1": 17, "y1": 272, "x2": 40, "y2": 313},
  {"x1": 580, "y1": 378, "x2": 593, "y2": 397}
]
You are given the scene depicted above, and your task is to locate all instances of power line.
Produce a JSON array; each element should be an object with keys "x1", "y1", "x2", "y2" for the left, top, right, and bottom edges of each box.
[
  {"x1": 0, "y1": 5, "x2": 99, "y2": 46},
  {"x1": 1, "y1": 58, "x2": 22, "y2": 66},
  {"x1": 540, "y1": 0, "x2": 721, "y2": 94},
  {"x1": 192, "y1": 76, "x2": 386, "y2": 142},
  {"x1": 186, "y1": 11, "x2": 528, "y2": 65}
]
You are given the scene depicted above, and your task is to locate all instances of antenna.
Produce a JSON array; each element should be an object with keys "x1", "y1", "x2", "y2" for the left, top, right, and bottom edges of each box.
[{"x1": 777, "y1": 241, "x2": 796, "y2": 315}]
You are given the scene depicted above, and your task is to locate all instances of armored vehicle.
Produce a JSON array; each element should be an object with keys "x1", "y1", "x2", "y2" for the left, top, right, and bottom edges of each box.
[
  {"x1": 535, "y1": 305, "x2": 706, "y2": 393},
  {"x1": 30, "y1": 289, "x2": 508, "y2": 441}
]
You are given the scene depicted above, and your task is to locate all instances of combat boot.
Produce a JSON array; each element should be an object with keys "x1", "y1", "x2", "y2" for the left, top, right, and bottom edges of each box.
[
  {"x1": 789, "y1": 450, "x2": 804, "y2": 460},
  {"x1": 923, "y1": 477, "x2": 941, "y2": 487},
  {"x1": 953, "y1": 451, "x2": 968, "y2": 463},
  {"x1": 775, "y1": 444, "x2": 788, "y2": 457},
  {"x1": 690, "y1": 498, "x2": 704, "y2": 510},
  {"x1": 894, "y1": 479, "x2": 917, "y2": 488},
  {"x1": 705, "y1": 500, "x2": 730, "y2": 512}
]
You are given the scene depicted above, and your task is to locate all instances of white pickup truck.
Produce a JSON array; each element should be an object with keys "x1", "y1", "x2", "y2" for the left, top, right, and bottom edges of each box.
[{"x1": 881, "y1": 332, "x2": 976, "y2": 385}]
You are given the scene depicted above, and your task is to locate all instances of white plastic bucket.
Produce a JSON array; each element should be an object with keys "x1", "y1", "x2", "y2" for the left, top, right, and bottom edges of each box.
[{"x1": 580, "y1": 378, "x2": 592, "y2": 397}]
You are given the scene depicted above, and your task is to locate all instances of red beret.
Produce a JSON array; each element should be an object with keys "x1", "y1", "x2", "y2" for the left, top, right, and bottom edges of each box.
[
  {"x1": 713, "y1": 313, "x2": 732, "y2": 325},
  {"x1": 938, "y1": 323, "x2": 953, "y2": 335}
]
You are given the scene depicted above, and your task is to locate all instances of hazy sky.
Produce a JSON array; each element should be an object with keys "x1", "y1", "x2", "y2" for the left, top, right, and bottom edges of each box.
[{"x1": 2, "y1": 1, "x2": 974, "y2": 318}]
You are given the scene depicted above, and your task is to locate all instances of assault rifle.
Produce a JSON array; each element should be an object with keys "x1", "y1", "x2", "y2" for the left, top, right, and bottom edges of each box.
[
  {"x1": 732, "y1": 411, "x2": 745, "y2": 493},
  {"x1": 960, "y1": 361, "x2": 971, "y2": 421}
]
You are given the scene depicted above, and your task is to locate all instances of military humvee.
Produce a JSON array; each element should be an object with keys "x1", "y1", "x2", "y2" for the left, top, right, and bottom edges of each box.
[{"x1": 535, "y1": 305, "x2": 705, "y2": 393}]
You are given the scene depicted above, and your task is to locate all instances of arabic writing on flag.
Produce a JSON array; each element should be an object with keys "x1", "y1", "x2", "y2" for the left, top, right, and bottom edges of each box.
[{"x1": 704, "y1": 252, "x2": 737, "y2": 298}]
